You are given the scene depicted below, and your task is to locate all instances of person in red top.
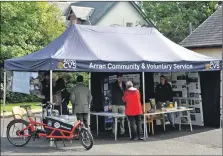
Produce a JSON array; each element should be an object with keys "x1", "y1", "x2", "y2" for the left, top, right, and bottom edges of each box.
[{"x1": 122, "y1": 81, "x2": 144, "y2": 140}]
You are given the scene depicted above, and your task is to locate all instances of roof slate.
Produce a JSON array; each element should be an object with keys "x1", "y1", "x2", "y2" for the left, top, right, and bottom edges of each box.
[{"x1": 180, "y1": 6, "x2": 222, "y2": 48}]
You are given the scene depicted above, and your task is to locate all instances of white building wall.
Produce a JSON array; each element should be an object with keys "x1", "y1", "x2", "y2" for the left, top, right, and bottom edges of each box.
[
  {"x1": 97, "y1": 2, "x2": 147, "y2": 27},
  {"x1": 193, "y1": 48, "x2": 222, "y2": 59}
]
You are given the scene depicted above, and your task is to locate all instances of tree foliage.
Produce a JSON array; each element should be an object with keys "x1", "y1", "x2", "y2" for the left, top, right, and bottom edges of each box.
[
  {"x1": 1, "y1": 2, "x2": 65, "y2": 61},
  {"x1": 0, "y1": 2, "x2": 65, "y2": 103},
  {"x1": 142, "y1": 1, "x2": 219, "y2": 43}
]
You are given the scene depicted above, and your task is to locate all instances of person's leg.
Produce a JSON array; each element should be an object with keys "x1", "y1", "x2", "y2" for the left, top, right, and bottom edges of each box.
[
  {"x1": 135, "y1": 115, "x2": 143, "y2": 139},
  {"x1": 112, "y1": 105, "x2": 118, "y2": 135},
  {"x1": 167, "y1": 113, "x2": 175, "y2": 127},
  {"x1": 128, "y1": 116, "x2": 137, "y2": 139},
  {"x1": 54, "y1": 105, "x2": 61, "y2": 115},
  {"x1": 165, "y1": 101, "x2": 175, "y2": 127},
  {"x1": 72, "y1": 104, "x2": 75, "y2": 115},
  {"x1": 76, "y1": 113, "x2": 83, "y2": 122},
  {"x1": 83, "y1": 113, "x2": 88, "y2": 128},
  {"x1": 118, "y1": 105, "x2": 125, "y2": 135}
]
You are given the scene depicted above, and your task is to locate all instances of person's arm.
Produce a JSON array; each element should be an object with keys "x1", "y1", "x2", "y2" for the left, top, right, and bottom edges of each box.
[
  {"x1": 70, "y1": 88, "x2": 75, "y2": 113},
  {"x1": 137, "y1": 90, "x2": 143, "y2": 113},
  {"x1": 122, "y1": 91, "x2": 127, "y2": 103}
]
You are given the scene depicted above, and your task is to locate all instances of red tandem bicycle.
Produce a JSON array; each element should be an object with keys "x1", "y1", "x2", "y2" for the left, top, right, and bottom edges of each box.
[{"x1": 6, "y1": 102, "x2": 94, "y2": 150}]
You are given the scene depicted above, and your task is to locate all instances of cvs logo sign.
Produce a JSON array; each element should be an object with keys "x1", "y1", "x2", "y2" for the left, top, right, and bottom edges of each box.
[
  {"x1": 58, "y1": 59, "x2": 76, "y2": 69},
  {"x1": 209, "y1": 61, "x2": 220, "y2": 69}
]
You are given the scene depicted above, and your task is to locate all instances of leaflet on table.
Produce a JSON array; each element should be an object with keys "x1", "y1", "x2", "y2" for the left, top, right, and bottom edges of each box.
[{"x1": 12, "y1": 71, "x2": 30, "y2": 94}]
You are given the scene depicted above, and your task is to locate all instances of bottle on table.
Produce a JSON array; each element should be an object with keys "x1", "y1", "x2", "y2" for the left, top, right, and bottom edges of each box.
[{"x1": 174, "y1": 101, "x2": 178, "y2": 109}]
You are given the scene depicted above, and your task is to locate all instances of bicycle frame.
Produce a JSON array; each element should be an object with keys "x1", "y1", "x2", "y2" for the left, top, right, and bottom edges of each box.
[{"x1": 18, "y1": 116, "x2": 82, "y2": 139}]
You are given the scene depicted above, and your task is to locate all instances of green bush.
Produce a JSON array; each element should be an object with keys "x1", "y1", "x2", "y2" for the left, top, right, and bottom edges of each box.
[
  {"x1": 0, "y1": 71, "x2": 89, "y2": 104},
  {"x1": 6, "y1": 92, "x2": 41, "y2": 103}
]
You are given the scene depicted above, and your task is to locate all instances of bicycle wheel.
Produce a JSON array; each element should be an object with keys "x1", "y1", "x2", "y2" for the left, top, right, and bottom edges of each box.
[
  {"x1": 6, "y1": 119, "x2": 32, "y2": 147},
  {"x1": 80, "y1": 128, "x2": 94, "y2": 150}
]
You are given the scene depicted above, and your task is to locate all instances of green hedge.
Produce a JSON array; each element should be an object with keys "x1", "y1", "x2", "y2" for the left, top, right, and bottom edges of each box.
[
  {"x1": 0, "y1": 72, "x2": 89, "y2": 104},
  {"x1": 6, "y1": 92, "x2": 41, "y2": 103},
  {"x1": 0, "y1": 89, "x2": 41, "y2": 104}
]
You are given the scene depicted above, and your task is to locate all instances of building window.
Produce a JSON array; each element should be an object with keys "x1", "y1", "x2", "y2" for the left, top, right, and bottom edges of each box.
[{"x1": 126, "y1": 23, "x2": 133, "y2": 27}]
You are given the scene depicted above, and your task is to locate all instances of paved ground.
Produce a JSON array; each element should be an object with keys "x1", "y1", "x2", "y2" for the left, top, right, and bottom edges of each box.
[{"x1": 1, "y1": 117, "x2": 222, "y2": 155}]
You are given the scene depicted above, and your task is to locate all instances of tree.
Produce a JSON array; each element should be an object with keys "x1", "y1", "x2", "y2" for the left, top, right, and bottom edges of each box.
[
  {"x1": 142, "y1": 1, "x2": 219, "y2": 43},
  {"x1": 1, "y1": 2, "x2": 65, "y2": 60},
  {"x1": 0, "y1": 2, "x2": 65, "y2": 103}
]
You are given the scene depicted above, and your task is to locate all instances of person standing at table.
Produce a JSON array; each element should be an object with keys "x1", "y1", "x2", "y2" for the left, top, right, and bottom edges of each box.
[
  {"x1": 70, "y1": 75, "x2": 92, "y2": 128},
  {"x1": 109, "y1": 73, "x2": 126, "y2": 137},
  {"x1": 122, "y1": 81, "x2": 144, "y2": 140},
  {"x1": 155, "y1": 75, "x2": 175, "y2": 128}
]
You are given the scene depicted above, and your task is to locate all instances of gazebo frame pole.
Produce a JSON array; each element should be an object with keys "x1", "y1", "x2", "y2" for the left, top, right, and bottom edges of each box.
[
  {"x1": 50, "y1": 70, "x2": 53, "y2": 103},
  {"x1": 142, "y1": 72, "x2": 147, "y2": 139},
  {"x1": 49, "y1": 70, "x2": 53, "y2": 147},
  {"x1": 88, "y1": 72, "x2": 91, "y2": 130}
]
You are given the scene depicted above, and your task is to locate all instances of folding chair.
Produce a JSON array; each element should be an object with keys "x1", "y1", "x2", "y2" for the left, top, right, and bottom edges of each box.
[{"x1": 143, "y1": 103, "x2": 166, "y2": 135}]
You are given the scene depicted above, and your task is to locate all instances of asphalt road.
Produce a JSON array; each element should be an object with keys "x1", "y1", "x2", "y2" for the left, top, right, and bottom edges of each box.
[{"x1": 1, "y1": 117, "x2": 222, "y2": 155}]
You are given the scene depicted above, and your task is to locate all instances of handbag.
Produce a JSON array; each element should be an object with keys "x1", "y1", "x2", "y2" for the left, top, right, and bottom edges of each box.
[{"x1": 53, "y1": 91, "x2": 62, "y2": 106}]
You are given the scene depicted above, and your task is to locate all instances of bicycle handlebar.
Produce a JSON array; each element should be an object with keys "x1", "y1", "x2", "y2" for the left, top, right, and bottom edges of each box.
[{"x1": 36, "y1": 102, "x2": 55, "y2": 107}]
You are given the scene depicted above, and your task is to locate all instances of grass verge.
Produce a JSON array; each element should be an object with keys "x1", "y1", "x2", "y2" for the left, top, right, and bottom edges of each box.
[{"x1": 1, "y1": 102, "x2": 42, "y2": 113}]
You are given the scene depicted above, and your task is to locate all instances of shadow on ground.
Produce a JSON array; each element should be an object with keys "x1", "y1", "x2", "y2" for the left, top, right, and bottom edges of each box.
[{"x1": 1, "y1": 126, "x2": 217, "y2": 154}]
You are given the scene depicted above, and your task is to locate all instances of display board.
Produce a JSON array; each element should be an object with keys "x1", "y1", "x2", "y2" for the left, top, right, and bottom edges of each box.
[
  {"x1": 103, "y1": 74, "x2": 140, "y2": 131},
  {"x1": 6, "y1": 71, "x2": 42, "y2": 96},
  {"x1": 153, "y1": 72, "x2": 204, "y2": 126}
]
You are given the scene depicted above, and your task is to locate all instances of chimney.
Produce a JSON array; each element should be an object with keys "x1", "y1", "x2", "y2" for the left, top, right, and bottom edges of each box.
[
  {"x1": 189, "y1": 22, "x2": 193, "y2": 34},
  {"x1": 69, "y1": 13, "x2": 76, "y2": 26}
]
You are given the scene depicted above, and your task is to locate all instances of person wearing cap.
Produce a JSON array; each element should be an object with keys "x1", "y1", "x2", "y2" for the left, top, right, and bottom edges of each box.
[
  {"x1": 70, "y1": 75, "x2": 92, "y2": 128},
  {"x1": 155, "y1": 75, "x2": 175, "y2": 128},
  {"x1": 122, "y1": 81, "x2": 144, "y2": 140},
  {"x1": 109, "y1": 73, "x2": 126, "y2": 137}
]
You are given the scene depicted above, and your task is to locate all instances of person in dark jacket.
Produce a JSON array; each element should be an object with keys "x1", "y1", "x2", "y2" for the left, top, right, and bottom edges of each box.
[
  {"x1": 109, "y1": 73, "x2": 126, "y2": 137},
  {"x1": 155, "y1": 75, "x2": 175, "y2": 128},
  {"x1": 41, "y1": 72, "x2": 50, "y2": 104},
  {"x1": 155, "y1": 75, "x2": 173, "y2": 103},
  {"x1": 54, "y1": 78, "x2": 70, "y2": 115}
]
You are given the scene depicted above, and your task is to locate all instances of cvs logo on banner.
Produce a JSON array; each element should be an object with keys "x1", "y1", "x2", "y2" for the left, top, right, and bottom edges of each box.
[
  {"x1": 58, "y1": 59, "x2": 76, "y2": 69},
  {"x1": 205, "y1": 61, "x2": 220, "y2": 70}
]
